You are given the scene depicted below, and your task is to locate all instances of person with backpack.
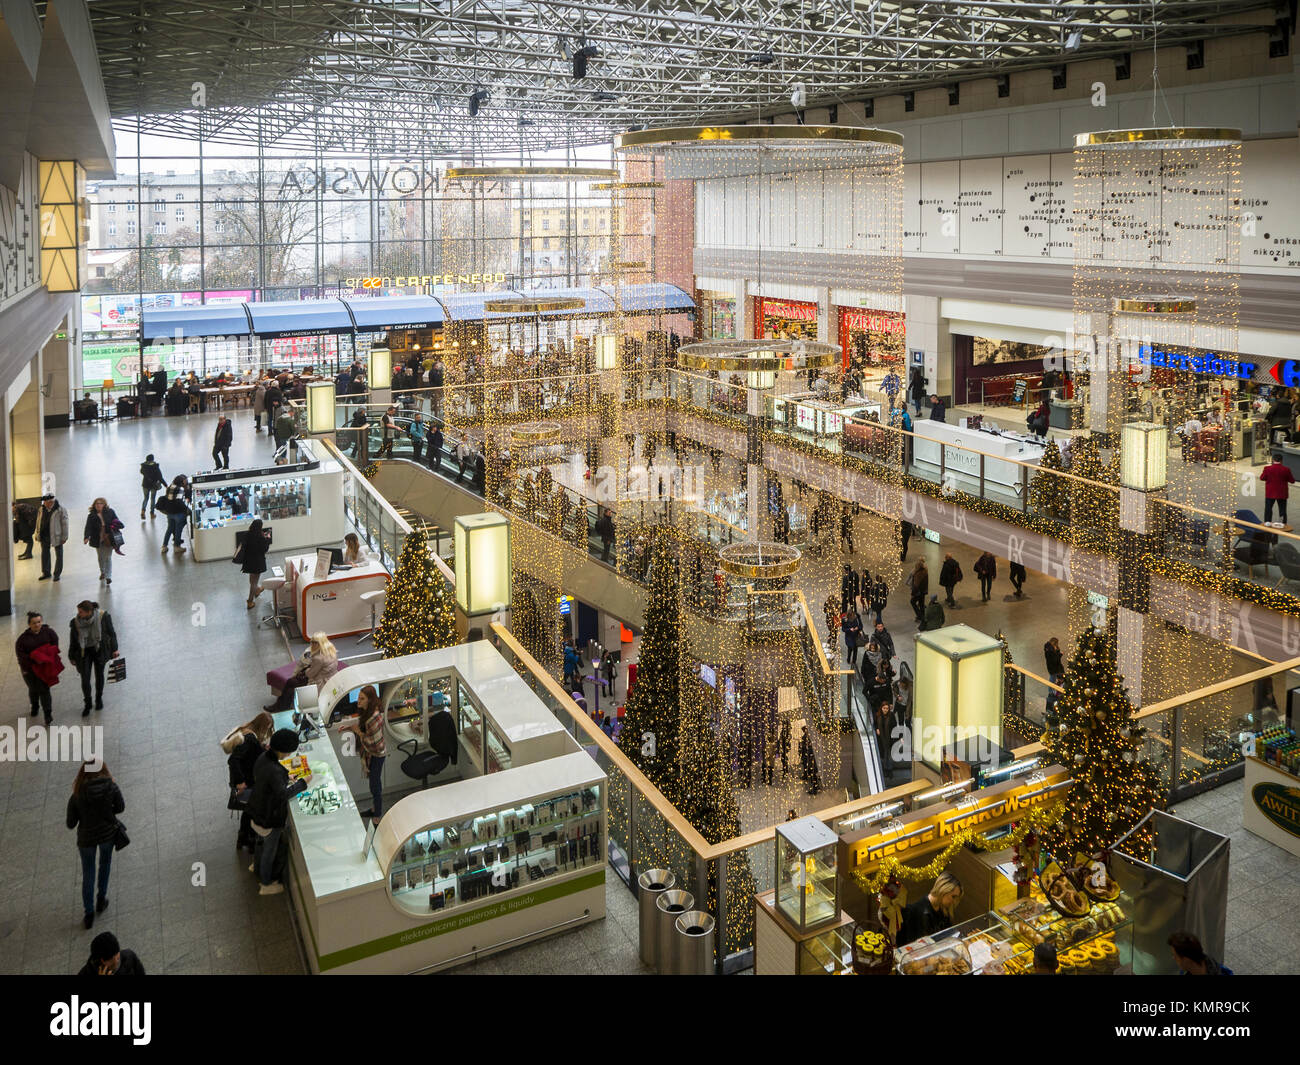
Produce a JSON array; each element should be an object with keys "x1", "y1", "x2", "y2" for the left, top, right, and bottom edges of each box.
[
  {"x1": 974, "y1": 551, "x2": 997, "y2": 602},
  {"x1": 907, "y1": 560, "x2": 928, "y2": 623},
  {"x1": 939, "y1": 552, "x2": 963, "y2": 607},
  {"x1": 66, "y1": 761, "x2": 125, "y2": 929},
  {"x1": 139, "y1": 454, "x2": 166, "y2": 519},
  {"x1": 248, "y1": 728, "x2": 311, "y2": 895},
  {"x1": 68, "y1": 600, "x2": 119, "y2": 716}
]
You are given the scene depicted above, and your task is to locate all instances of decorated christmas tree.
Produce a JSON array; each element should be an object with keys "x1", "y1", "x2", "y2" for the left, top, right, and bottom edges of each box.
[
  {"x1": 1067, "y1": 435, "x2": 1119, "y2": 536},
  {"x1": 617, "y1": 530, "x2": 685, "y2": 797},
  {"x1": 1041, "y1": 626, "x2": 1163, "y2": 860},
  {"x1": 1027, "y1": 439, "x2": 1069, "y2": 523},
  {"x1": 375, "y1": 529, "x2": 458, "y2": 659}
]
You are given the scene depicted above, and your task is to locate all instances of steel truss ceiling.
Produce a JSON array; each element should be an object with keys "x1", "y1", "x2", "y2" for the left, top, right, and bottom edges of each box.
[{"x1": 86, "y1": 1, "x2": 1278, "y2": 152}]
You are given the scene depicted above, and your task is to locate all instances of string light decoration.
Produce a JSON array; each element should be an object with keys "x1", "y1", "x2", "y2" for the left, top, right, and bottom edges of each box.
[
  {"x1": 1041, "y1": 626, "x2": 1162, "y2": 861},
  {"x1": 374, "y1": 529, "x2": 458, "y2": 659},
  {"x1": 1027, "y1": 439, "x2": 1069, "y2": 522},
  {"x1": 1071, "y1": 122, "x2": 1243, "y2": 787}
]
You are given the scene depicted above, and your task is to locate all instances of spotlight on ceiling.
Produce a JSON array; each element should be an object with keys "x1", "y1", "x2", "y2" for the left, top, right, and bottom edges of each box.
[
  {"x1": 789, "y1": 82, "x2": 807, "y2": 108},
  {"x1": 573, "y1": 41, "x2": 598, "y2": 79},
  {"x1": 1064, "y1": 30, "x2": 1082, "y2": 52},
  {"x1": 518, "y1": 118, "x2": 535, "y2": 127},
  {"x1": 468, "y1": 88, "x2": 490, "y2": 116},
  {"x1": 594, "y1": 91, "x2": 617, "y2": 102},
  {"x1": 745, "y1": 50, "x2": 776, "y2": 65}
]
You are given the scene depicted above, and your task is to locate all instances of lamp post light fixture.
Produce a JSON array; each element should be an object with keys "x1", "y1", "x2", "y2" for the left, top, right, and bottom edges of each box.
[
  {"x1": 913, "y1": 624, "x2": 1004, "y2": 773},
  {"x1": 1120, "y1": 421, "x2": 1168, "y2": 492},
  {"x1": 305, "y1": 380, "x2": 337, "y2": 434},
  {"x1": 594, "y1": 334, "x2": 618, "y2": 371},
  {"x1": 367, "y1": 346, "x2": 392, "y2": 391},
  {"x1": 454, "y1": 512, "x2": 512, "y2": 617}
]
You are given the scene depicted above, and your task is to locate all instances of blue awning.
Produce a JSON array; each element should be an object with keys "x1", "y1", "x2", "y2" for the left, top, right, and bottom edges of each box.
[
  {"x1": 140, "y1": 304, "x2": 252, "y2": 346},
  {"x1": 343, "y1": 295, "x2": 444, "y2": 332},
  {"x1": 439, "y1": 290, "x2": 525, "y2": 323},
  {"x1": 617, "y1": 282, "x2": 695, "y2": 315},
  {"x1": 247, "y1": 299, "x2": 354, "y2": 338}
]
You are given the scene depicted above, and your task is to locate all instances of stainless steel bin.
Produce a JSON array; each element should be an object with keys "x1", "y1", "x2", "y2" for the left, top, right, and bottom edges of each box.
[
  {"x1": 669, "y1": 910, "x2": 716, "y2": 975},
  {"x1": 654, "y1": 889, "x2": 694, "y2": 972},
  {"x1": 636, "y1": 868, "x2": 676, "y2": 968}
]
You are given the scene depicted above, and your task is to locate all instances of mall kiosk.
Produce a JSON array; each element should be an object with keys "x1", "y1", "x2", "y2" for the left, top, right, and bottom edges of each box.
[
  {"x1": 282, "y1": 641, "x2": 607, "y2": 975},
  {"x1": 189, "y1": 438, "x2": 346, "y2": 561}
]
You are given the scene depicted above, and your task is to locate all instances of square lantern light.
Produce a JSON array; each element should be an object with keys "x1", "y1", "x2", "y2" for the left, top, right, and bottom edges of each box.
[
  {"x1": 454, "y1": 512, "x2": 512, "y2": 617},
  {"x1": 913, "y1": 624, "x2": 1004, "y2": 772},
  {"x1": 594, "y1": 334, "x2": 618, "y2": 371},
  {"x1": 1120, "y1": 421, "x2": 1168, "y2": 491},
  {"x1": 367, "y1": 346, "x2": 392, "y2": 391},
  {"x1": 305, "y1": 380, "x2": 336, "y2": 434}
]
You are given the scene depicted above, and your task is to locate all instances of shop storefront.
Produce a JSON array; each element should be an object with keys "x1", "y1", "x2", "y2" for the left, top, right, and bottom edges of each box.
[
  {"x1": 838, "y1": 307, "x2": 905, "y2": 375},
  {"x1": 698, "y1": 290, "x2": 737, "y2": 340},
  {"x1": 754, "y1": 297, "x2": 818, "y2": 341},
  {"x1": 954, "y1": 334, "x2": 1055, "y2": 410}
]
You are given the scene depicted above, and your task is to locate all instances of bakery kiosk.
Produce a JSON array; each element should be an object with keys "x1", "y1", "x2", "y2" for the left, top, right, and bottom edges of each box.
[
  {"x1": 283, "y1": 641, "x2": 607, "y2": 975},
  {"x1": 189, "y1": 438, "x2": 346, "y2": 561},
  {"x1": 284, "y1": 551, "x2": 390, "y2": 639}
]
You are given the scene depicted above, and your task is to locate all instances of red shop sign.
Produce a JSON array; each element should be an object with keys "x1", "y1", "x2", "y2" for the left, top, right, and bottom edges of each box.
[
  {"x1": 759, "y1": 298, "x2": 818, "y2": 322},
  {"x1": 840, "y1": 308, "x2": 905, "y2": 335}
]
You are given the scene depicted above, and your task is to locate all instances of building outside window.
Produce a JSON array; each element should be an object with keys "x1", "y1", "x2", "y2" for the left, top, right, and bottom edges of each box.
[
  {"x1": 154, "y1": 220, "x2": 166, "y2": 234},
  {"x1": 126, "y1": 220, "x2": 136, "y2": 235},
  {"x1": 126, "y1": 201, "x2": 135, "y2": 212}
]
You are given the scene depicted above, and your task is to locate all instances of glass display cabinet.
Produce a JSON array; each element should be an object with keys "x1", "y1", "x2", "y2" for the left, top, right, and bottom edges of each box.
[
  {"x1": 193, "y1": 483, "x2": 253, "y2": 530},
  {"x1": 775, "y1": 816, "x2": 839, "y2": 932},
  {"x1": 382, "y1": 781, "x2": 604, "y2": 917}
]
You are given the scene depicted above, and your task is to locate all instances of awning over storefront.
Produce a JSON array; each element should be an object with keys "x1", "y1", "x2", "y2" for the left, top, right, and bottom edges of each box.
[
  {"x1": 618, "y1": 282, "x2": 695, "y2": 314},
  {"x1": 247, "y1": 299, "x2": 354, "y2": 338},
  {"x1": 140, "y1": 303, "x2": 252, "y2": 345},
  {"x1": 347, "y1": 295, "x2": 444, "y2": 332}
]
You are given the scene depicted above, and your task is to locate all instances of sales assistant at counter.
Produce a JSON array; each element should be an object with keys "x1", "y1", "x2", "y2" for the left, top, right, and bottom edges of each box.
[{"x1": 896, "y1": 872, "x2": 963, "y2": 947}]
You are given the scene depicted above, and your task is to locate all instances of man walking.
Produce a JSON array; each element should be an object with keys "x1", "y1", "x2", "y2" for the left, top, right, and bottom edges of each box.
[
  {"x1": 36, "y1": 494, "x2": 68, "y2": 581},
  {"x1": 16, "y1": 611, "x2": 59, "y2": 722},
  {"x1": 212, "y1": 415, "x2": 233, "y2": 470}
]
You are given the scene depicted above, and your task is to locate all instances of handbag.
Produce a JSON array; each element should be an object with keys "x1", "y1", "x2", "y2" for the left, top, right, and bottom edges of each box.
[
  {"x1": 112, "y1": 820, "x2": 130, "y2": 851},
  {"x1": 109, "y1": 526, "x2": 125, "y2": 549},
  {"x1": 231, "y1": 543, "x2": 245, "y2": 565},
  {"x1": 227, "y1": 785, "x2": 252, "y2": 811},
  {"x1": 107, "y1": 656, "x2": 126, "y2": 683}
]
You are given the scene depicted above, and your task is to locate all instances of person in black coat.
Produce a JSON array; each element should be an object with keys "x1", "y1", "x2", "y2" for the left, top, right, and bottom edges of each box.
[
  {"x1": 212, "y1": 415, "x2": 233, "y2": 470},
  {"x1": 929, "y1": 395, "x2": 946, "y2": 423},
  {"x1": 939, "y1": 553, "x2": 962, "y2": 606},
  {"x1": 78, "y1": 932, "x2": 146, "y2": 976},
  {"x1": 841, "y1": 606, "x2": 863, "y2": 666},
  {"x1": 12, "y1": 501, "x2": 36, "y2": 559},
  {"x1": 239, "y1": 518, "x2": 272, "y2": 609},
  {"x1": 139, "y1": 454, "x2": 167, "y2": 519},
  {"x1": 226, "y1": 712, "x2": 273, "y2": 854},
  {"x1": 897, "y1": 873, "x2": 964, "y2": 948},
  {"x1": 1009, "y1": 560, "x2": 1027, "y2": 598},
  {"x1": 67, "y1": 762, "x2": 126, "y2": 929},
  {"x1": 427, "y1": 425, "x2": 444, "y2": 471},
  {"x1": 869, "y1": 575, "x2": 888, "y2": 625},
  {"x1": 248, "y1": 729, "x2": 310, "y2": 893},
  {"x1": 908, "y1": 366, "x2": 926, "y2": 413},
  {"x1": 899, "y1": 519, "x2": 914, "y2": 562},
  {"x1": 841, "y1": 564, "x2": 860, "y2": 612},
  {"x1": 69, "y1": 601, "x2": 119, "y2": 716}
]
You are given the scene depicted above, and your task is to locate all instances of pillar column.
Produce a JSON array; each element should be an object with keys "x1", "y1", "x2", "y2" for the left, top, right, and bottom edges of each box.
[
  {"x1": 0, "y1": 391, "x2": 12, "y2": 615},
  {"x1": 42, "y1": 317, "x2": 73, "y2": 429},
  {"x1": 746, "y1": 385, "x2": 763, "y2": 539},
  {"x1": 10, "y1": 352, "x2": 46, "y2": 502}
]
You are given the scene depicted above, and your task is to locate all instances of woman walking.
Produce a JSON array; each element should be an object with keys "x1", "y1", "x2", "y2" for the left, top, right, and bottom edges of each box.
[
  {"x1": 69, "y1": 600, "x2": 118, "y2": 716},
  {"x1": 238, "y1": 518, "x2": 271, "y2": 609},
  {"x1": 66, "y1": 761, "x2": 125, "y2": 929},
  {"x1": 83, "y1": 498, "x2": 123, "y2": 585},
  {"x1": 340, "y1": 685, "x2": 388, "y2": 823},
  {"x1": 907, "y1": 560, "x2": 929, "y2": 622},
  {"x1": 974, "y1": 551, "x2": 997, "y2": 602},
  {"x1": 139, "y1": 454, "x2": 166, "y2": 519}
]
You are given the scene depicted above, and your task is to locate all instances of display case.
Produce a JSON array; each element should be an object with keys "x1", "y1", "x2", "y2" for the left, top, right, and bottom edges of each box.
[
  {"x1": 775, "y1": 816, "x2": 839, "y2": 932},
  {"x1": 190, "y1": 440, "x2": 345, "y2": 561},
  {"x1": 382, "y1": 780, "x2": 604, "y2": 918}
]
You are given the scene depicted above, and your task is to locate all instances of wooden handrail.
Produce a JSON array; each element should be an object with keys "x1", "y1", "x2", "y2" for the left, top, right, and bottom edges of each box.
[
  {"x1": 1134, "y1": 654, "x2": 1300, "y2": 719},
  {"x1": 1008, "y1": 662, "x2": 1064, "y2": 693}
]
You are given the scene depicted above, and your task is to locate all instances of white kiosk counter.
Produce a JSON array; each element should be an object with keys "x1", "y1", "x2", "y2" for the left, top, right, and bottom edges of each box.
[
  {"x1": 286, "y1": 641, "x2": 607, "y2": 974},
  {"x1": 284, "y1": 552, "x2": 390, "y2": 639},
  {"x1": 910, "y1": 418, "x2": 1044, "y2": 489},
  {"x1": 1242, "y1": 756, "x2": 1300, "y2": 859},
  {"x1": 190, "y1": 439, "x2": 346, "y2": 562}
]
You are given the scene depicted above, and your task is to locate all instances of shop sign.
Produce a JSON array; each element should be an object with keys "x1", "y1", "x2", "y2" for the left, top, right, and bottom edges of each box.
[
  {"x1": 1251, "y1": 781, "x2": 1300, "y2": 838},
  {"x1": 796, "y1": 403, "x2": 817, "y2": 431},
  {"x1": 841, "y1": 309, "x2": 905, "y2": 335},
  {"x1": 842, "y1": 766, "x2": 1069, "y2": 868},
  {"x1": 556, "y1": 595, "x2": 573, "y2": 616},
  {"x1": 1135, "y1": 344, "x2": 1258, "y2": 381},
  {"x1": 759, "y1": 298, "x2": 817, "y2": 321},
  {"x1": 344, "y1": 273, "x2": 508, "y2": 289}
]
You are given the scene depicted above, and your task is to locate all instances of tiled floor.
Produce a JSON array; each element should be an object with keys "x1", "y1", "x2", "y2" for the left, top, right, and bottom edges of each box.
[{"x1": 1, "y1": 407, "x2": 1293, "y2": 975}]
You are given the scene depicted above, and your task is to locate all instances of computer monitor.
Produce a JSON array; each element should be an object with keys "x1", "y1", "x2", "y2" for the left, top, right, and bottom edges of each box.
[{"x1": 326, "y1": 546, "x2": 345, "y2": 570}]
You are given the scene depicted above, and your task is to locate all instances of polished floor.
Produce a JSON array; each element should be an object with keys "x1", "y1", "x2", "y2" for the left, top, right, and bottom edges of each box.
[{"x1": 0, "y1": 408, "x2": 1293, "y2": 974}]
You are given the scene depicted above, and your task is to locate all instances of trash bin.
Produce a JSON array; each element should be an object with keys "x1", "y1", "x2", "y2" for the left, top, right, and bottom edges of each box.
[
  {"x1": 636, "y1": 868, "x2": 676, "y2": 968},
  {"x1": 1112, "y1": 809, "x2": 1230, "y2": 975},
  {"x1": 654, "y1": 889, "x2": 694, "y2": 972},
  {"x1": 669, "y1": 909, "x2": 715, "y2": 975}
]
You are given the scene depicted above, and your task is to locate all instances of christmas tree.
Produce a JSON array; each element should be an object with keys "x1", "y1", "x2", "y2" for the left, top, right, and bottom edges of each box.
[
  {"x1": 1028, "y1": 439, "x2": 1069, "y2": 523},
  {"x1": 375, "y1": 529, "x2": 458, "y2": 659},
  {"x1": 617, "y1": 530, "x2": 685, "y2": 797},
  {"x1": 1041, "y1": 627, "x2": 1162, "y2": 860},
  {"x1": 1067, "y1": 435, "x2": 1119, "y2": 536}
]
